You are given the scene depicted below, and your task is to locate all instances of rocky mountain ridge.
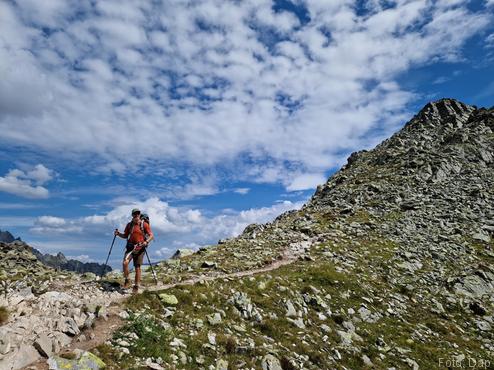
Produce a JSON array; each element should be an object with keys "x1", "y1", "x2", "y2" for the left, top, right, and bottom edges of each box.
[
  {"x1": 0, "y1": 233, "x2": 111, "y2": 275},
  {"x1": 0, "y1": 98, "x2": 493, "y2": 370}
]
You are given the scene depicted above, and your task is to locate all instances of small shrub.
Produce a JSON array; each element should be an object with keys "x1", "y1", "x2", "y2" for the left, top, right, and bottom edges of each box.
[
  {"x1": 280, "y1": 356, "x2": 297, "y2": 370},
  {"x1": 217, "y1": 334, "x2": 237, "y2": 354},
  {"x1": 0, "y1": 306, "x2": 8, "y2": 325},
  {"x1": 60, "y1": 351, "x2": 77, "y2": 360},
  {"x1": 256, "y1": 320, "x2": 279, "y2": 340},
  {"x1": 332, "y1": 314, "x2": 345, "y2": 325}
]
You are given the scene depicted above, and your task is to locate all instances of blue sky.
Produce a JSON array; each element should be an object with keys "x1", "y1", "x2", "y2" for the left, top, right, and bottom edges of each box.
[{"x1": 0, "y1": 0, "x2": 493, "y2": 268}]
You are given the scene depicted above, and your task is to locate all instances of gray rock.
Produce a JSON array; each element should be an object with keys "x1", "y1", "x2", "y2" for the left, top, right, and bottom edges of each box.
[
  {"x1": 454, "y1": 270, "x2": 494, "y2": 298},
  {"x1": 207, "y1": 313, "x2": 222, "y2": 325},
  {"x1": 472, "y1": 232, "x2": 491, "y2": 243},
  {"x1": 57, "y1": 317, "x2": 80, "y2": 336},
  {"x1": 1, "y1": 344, "x2": 40, "y2": 370},
  {"x1": 362, "y1": 354, "x2": 373, "y2": 367},
  {"x1": 34, "y1": 333, "x2": 53, "y2": 357},
  {"x1": 284, "y1": 300, "x2": 297, "y2": 317},
  {"x1": 0, "y1": 329, "x2": 11, "y2": 355},
  {"x1": 261, "y1": 354, "x2": 282, "y2": 370},
  {"x1": 476, "y1": 320, "x2": 492, "y2": 331},
  {"x1": 216, "y1": 358, "x2": 228, "y2": 370},
  {"x1": 287, "y1": 317, "x2": 305, "y2": 329}
]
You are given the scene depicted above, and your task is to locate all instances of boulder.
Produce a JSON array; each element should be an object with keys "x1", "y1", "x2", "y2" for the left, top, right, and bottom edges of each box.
[
  {"x1": 261, "y1": 354, "x2": 282, "y2": 370},
  {"x1": 0, "y1": 344, "x2": 40, "y2": 370},
  {"x1": 34, "y1": 333, "x2": 54, "y2": 357},
  {"x1": 159, "y1": 294, "x2": 178, "y2": 306}
]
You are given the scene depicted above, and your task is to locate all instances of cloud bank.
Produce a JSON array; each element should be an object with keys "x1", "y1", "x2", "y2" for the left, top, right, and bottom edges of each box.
[
  {"x1": 30, "y1": 197, "x2": 303, "y2": 257},
  {"x1": 0, "y1": 1, "x2": 491, "y2": 190},
  {"x1": 0, "y1": 164, "x2": 54, "y2": 199}
]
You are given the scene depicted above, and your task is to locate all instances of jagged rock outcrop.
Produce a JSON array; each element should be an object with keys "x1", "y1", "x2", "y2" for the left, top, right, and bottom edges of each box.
[
  {"x1": 39, "y1": 251, "x2": 112, "y2": 275},
  {"x1": 0, "y1": 237, "x2": 111, "y2": 275},
  {"x1": 0, "y1": 229, "x2": 19, "y2": 243}
]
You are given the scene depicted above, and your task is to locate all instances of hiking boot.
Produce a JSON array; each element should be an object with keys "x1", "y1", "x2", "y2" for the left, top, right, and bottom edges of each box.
[
  {"x1": 132, "y1": 285, "x2": 139, "y2": 294},
  {"x1": 122, "y1": 278, "x2": 131, "y2": 289}
]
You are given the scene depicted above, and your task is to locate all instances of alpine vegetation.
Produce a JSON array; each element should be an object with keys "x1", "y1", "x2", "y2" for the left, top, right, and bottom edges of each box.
[{"x1": 1, "y1": 99, "x2": 492, "y2": 369}]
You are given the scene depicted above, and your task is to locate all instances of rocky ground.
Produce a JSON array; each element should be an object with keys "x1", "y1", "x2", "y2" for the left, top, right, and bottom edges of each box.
[{"x1": 0, "y1": 99, "x2": 493, "y2": 369}]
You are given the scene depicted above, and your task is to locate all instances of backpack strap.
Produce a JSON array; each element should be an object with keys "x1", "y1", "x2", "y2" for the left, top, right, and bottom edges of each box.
[
  {"x1": 139, "y1": 220, "x2": 147, "y2": 238},
  {"x1": 126, "y1": 222, "x2": 132, "y2": 241}
]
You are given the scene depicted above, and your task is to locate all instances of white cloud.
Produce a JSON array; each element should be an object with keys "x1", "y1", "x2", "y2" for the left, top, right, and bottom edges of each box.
[
  {"x1": 486, "y1": 33, "x2": 494, "y2": 49},
  {"x1": 31, "y1": 215, "x2": 83, "y2": 234},
  {"x1": 0, "y1": 164, "x2": 54, "y2": 198},
  {"x1": 26, "y1": 164, "x2": 54, "y2": 184},
  {"x1": 36, "y1": 216, "x2": 66, "y2": 227},
  {"x1": 233, "y1": 188, "x2": 250, "y2": 195},
  {"x1": 0, "y1": 1, "x2": 491, "y2": 190},
  {"x1": 286, "y1": 173, "x2": 326, "y2": 191}
]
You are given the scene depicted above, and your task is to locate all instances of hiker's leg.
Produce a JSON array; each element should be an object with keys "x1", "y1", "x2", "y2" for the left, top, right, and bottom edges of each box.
[
  {"x1": 135, "y1": 265, "x2": 141, "y2": 286},
  {"x1": 123, "y1": 257, "x2": 130, "y2": 278},
  {"x1": 122, "y1": 251, "x2": 133, "y2": 288},
  {"x1": 133, "y1": 251, "x2": 144, "y2": 287}
]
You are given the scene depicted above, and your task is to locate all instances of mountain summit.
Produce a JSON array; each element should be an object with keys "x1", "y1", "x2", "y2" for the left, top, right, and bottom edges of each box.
[{"x1": 1, "y1": 99, "x2": 493, "y2": 369}]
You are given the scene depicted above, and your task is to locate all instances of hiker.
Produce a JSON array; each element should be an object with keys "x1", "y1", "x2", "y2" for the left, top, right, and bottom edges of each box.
[{"x1": 114, "y1": 208, "x2": 153, "y2": 293}]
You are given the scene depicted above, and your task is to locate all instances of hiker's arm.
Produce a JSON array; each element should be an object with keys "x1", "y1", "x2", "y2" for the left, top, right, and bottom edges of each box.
[{"x1": 115, "y1": 225, "x2": 129, "y2": 239}]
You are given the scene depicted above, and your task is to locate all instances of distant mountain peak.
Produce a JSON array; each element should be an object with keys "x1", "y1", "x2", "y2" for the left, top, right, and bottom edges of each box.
[{"x1": 0, "y1": 229, "x2": 20, "y2": 243}]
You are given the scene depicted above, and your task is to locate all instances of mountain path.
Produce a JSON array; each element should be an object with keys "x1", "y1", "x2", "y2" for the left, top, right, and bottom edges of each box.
[{"x1": 22, "y1": 249, "x2": 301, "y2": 370}]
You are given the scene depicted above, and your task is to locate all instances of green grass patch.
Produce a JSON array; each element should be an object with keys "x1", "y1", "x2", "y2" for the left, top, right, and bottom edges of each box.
[{"x1": 0, "y1": 306, "x2": 9, "y2": 325}]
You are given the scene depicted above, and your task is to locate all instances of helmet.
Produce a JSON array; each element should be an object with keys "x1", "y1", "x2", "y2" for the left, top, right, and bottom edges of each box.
[{"x1": 131, "y1": 208, "x2": 141, "y2": 215}]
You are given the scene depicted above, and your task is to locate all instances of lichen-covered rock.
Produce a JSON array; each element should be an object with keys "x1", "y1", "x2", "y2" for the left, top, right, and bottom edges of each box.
[
  {"x1": 159, "y1": 293, "x2": 178, "y2": 305},
  {"x1": 47, "y1": 350, "x2": 105, "y2": 370}
]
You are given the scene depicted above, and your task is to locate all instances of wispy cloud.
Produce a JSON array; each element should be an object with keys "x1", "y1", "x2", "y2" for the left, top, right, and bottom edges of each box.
[
  {"x1": 0, "y1": 164, "x2": 54, "y2": 199},
  {"x1": 233, "y1": 188, "x2": 250, "y2": 195},
  {"x1": 0, "y1": 202, "x2": 41, "y2": 210},
  {"x1": 0, "y1": 1, "x2": 491, "y2": 191},
  {"x1": 486, "y1": 33, "x2": 494, "y2": 49},
  {"x1": 31, "y1": 215, "x2": 83, "y2": 234}
]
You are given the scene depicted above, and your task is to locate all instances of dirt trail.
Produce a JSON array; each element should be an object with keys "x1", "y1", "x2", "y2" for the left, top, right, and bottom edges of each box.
[
  {"x1": 146, "y1": 252, "x2": 298, "y2": 293},
  {"x1": 23, "y1": 251, "x2": 300, "y2": 370}
]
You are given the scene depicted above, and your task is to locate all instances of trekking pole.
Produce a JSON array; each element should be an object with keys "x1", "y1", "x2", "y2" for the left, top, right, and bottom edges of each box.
[
  {"x1": 144, "y1": 249, "x2": 159, "y2": 284},
  {"x1": 101, "y1": 232, "x2": 117, "y2": 278}
]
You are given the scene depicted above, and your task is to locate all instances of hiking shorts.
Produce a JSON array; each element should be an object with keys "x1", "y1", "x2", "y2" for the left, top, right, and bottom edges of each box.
[{"x1": 124, "y1": 242, "x2": 145, "y2": 267}]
